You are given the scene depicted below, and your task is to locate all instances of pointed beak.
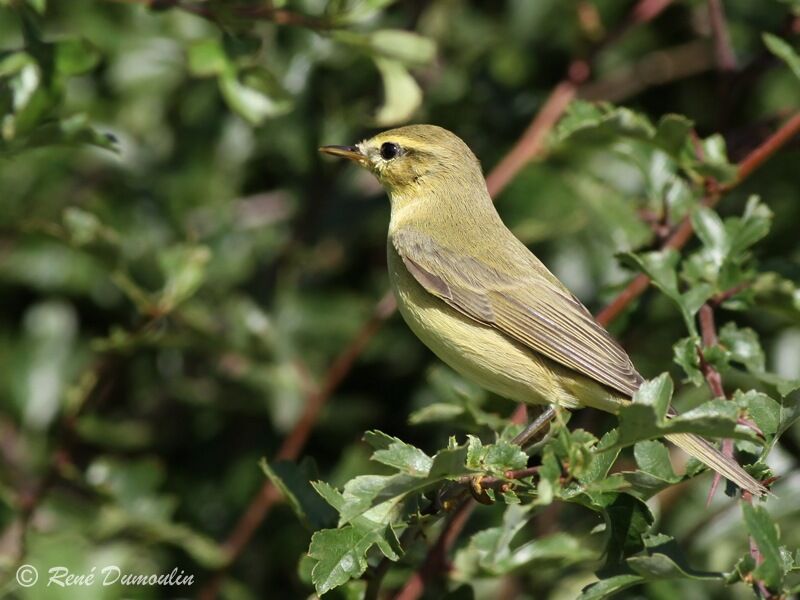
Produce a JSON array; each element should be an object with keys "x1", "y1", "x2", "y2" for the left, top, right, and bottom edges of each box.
[{"x1": 319, "y1": 145, "x2": 368, "y2": 165}]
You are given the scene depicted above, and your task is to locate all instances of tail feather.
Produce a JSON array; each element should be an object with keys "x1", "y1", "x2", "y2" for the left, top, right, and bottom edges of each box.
[{"x1": 665, "y1": 432, "x2": 768, "y2": 497}]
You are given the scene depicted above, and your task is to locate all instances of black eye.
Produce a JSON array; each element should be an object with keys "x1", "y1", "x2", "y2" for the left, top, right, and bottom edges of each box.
[{"x1": 380, "y1": 142, "x2": 401, "y2": 160}]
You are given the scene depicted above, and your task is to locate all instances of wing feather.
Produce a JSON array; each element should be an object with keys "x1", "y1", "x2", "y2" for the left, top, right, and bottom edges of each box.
[{"x1": 393, "y1": 229, "x2": 643, "y2": 397}]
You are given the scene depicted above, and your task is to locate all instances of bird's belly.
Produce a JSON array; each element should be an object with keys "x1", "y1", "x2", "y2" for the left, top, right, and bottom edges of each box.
[{"x1": 387, "y1": 245, "x2": 587, "y2": 409}]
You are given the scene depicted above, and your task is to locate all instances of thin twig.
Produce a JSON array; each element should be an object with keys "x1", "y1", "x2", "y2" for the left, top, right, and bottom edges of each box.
[
  {"x1": 707, "y1": 0, "x2": 737, "y2": 72},
  {"x1": 394, "y1": 500, "x2": 475, "y2": 600},
  {"x1": 485, "y1": 79, "x2": 582, "y2": 196}
]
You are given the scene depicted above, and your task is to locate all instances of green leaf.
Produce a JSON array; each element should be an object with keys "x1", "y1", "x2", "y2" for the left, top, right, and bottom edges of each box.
[
  {"x1": 734, "y1": 390, "x2": 781, "y2": 437},
  {"x1": 457, "y1": 505, "x2": 595, "y2": 577},
  {"x1": 63, "y1": 207, "x2": 119, "y2": 247},
  {"x1": 363, "y1": 430, "x2": 433, "y2": 475},
  {"x1": 579, "y1": 574, "x2": 644, "y2": 600},
  {"x1": 466, "y1": 436, "x2": 527, "y2": 473},
  {"x1": 54, "y1": 38, "x2": 100, "y2": 76},
  {"x1": 333, "y1": 0, "x2": 398, "y2": 24},
  {"x1": 579, "y1": 430, "x2": 621, "y2": 484},
  {"x1": 260, "y1": 458, "x2": 338, "y2": 530},
  {"x1": 633, "y1": 441, "x2": 680, "y2": 483},
  {"x1": 764, "y1": 33, "x2": 800, "y2": 80},
  {"x1": 691, "y1": 134, "x2": 737, "y2": 183},
  {"x1": 158, "y1": 244, "x2": 211, "y2": 312},
  {"x1": 619, "y1": 250, "x2": 710, "y2": 335},
  {"x1": 368, "y1": 30, "x2": 436, "y2": 65},
  {"x1": 613, "y1": 375, "x2": 757, "y2": 448},
  {"x1": 1, "y1": 113, "x2": 118, "y2": 155},
  {"x1": 602, "y1": 493, "x2": 654, "y2": 567},
  {"x1": 728, "y1": 196, "x2": 773, "y2": 256},
  {"x1": 187, "y1": 38, "x2": 229, "y2": 77},
  {"x1": 692, "y1": 206, "x2": 729, "y2": 268},
  {"x1": 219, "y1": 67, "x2": 293, "y2": 125},
  {"x1": 653, "y1": 114, "x2": 693, "y2": 157},
  {"x1": 719, "y1": 322, "x2": 766, "y2": 373},
  {"x1": 627, "y1": 534, "x2": 723, "y2": 580},
  {"x1": 308, "y1": 523, "x2": 400, "y2": 595},
  {"x1": 408, "y1": 402, "x2": 465, "y2": 424},
  {"x1": 332, "y1": 29, "x2": 436, "y2": 65},
  {"x1": 632, "y1": 373, "x2": 673, "y2": 420},
  {"x1": 742, "y1": 502, "x2": 784, "y2": 589},
  {"x1": 373, "y1": 57, "x2": 422, "y2": 126},
  {"x1": 672, "y1": 336, "x2": 704, "y2": 386},
  {"x1": 556, "y1": 101, "x2": 655, "y2": 144}
]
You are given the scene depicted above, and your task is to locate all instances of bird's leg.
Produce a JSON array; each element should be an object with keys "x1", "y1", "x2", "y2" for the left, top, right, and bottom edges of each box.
[{"x1": 512, "y1": 406, "x2": 557, "y2": 449}]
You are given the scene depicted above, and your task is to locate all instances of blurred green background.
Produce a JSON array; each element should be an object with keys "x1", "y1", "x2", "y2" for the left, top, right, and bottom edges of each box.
[{"x1": 1, "y1": 0, "x2": 799, "y2": 598}]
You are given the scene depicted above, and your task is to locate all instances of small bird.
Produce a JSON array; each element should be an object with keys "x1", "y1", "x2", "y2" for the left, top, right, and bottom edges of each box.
[{"x1": 320, "y1": 124, "x2": 766, "y2": 497}]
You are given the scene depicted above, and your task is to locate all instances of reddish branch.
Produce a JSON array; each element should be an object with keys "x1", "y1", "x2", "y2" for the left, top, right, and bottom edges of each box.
[
  {"x1": 485, "y1": 80, "x2": 583, "y2": 197},
  {"x1": 394, "y1": 500, "x2": 474, "y2": 600},
  {"x1": 697, "y1": 306, "x2": 772, "y2": 598}
]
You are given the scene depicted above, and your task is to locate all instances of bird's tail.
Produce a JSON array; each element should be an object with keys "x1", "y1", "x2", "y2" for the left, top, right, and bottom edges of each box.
[{"x1": 665, "y1": 432, "x2": 768, "y2": 497}]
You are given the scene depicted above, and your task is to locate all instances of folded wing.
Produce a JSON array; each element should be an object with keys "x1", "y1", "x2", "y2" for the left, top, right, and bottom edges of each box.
[{"x1": 392, "y1": 228, "x2": 643, "y2": 397}]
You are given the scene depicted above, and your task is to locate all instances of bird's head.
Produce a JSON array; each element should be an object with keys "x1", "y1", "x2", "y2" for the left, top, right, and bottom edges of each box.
[{"x1": 320, "y1": 125, "x2": 484, "y2": 199}]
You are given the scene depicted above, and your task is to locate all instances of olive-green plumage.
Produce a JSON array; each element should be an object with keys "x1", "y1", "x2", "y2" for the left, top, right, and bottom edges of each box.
[{"x1": 320, "y1": 124, "x2": 766, "y2": 497}]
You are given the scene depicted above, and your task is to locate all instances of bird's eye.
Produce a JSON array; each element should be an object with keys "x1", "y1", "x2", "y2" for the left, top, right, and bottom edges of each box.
[{"x1": 380, "y1": 142, "x2": 401, "y2": 160}]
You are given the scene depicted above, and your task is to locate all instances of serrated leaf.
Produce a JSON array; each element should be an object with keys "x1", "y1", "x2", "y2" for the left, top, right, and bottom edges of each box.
[
  {"x1": 614, "y1": 389, "x2": 756, "y2": 449},
  {"x1": 493, "y1": 532, "x2": 595, "y2": 574},
  {"x1": 363, "y1": 430, "x2": 432, "y2": 475},
  {"x1": 633, "y1": 441, "x2": 680, "y2": 483},
  {"x1": 308, "y1": 523, "x2": 400, "y2": 595},
  {"x1": 466, "y1": 436, "x2": 527, "y2": 473},
  {"x1": 579, "y1": 429, "x2": 621, "y2": 484},
  {"x1": 619, "y1": 250, "x2": 708, "y2": 335},
  {"x1": 742, "y1": 502, "x2": 784, "y2": 589}
]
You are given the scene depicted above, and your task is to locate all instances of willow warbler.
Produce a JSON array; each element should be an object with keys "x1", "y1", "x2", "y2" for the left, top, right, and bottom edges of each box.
[{"x1": 320, "y1": 124, "x2": 766, "y2": 497}]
